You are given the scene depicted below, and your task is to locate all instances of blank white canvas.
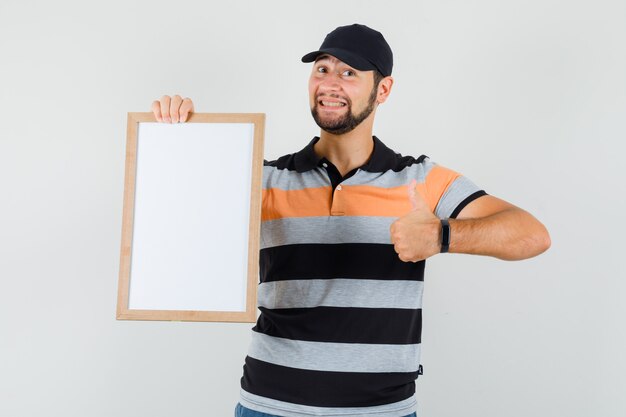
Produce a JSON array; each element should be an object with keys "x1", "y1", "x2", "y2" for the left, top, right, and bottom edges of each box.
[{"x1": 127, "y1": 122, "x2": 254, "y2": 312}]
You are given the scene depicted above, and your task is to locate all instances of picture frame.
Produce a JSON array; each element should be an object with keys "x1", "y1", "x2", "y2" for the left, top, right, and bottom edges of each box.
[{"x1": 116, "y1": 112, "x2": 265, "y2": 322}]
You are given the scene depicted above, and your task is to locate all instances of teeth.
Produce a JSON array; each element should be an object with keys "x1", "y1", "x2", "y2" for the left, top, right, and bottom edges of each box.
[{"x1": 322, "y1": 101, "x2": 345, "y2": 107}]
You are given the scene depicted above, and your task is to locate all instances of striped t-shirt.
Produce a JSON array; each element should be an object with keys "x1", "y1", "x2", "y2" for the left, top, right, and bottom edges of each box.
[{"x1": 239, "y1": 136, "x2": 487, "y2": 417}]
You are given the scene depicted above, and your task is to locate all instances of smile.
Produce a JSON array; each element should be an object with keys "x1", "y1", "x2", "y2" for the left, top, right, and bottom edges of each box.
[{"x1": 321, "y1": 101, "x2": 346, "y2": 107}]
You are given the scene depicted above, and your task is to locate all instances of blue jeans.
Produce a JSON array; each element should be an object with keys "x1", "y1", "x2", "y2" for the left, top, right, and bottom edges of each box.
[{"x1": 235, "y1": 403, "x2": 417, "y2": 417}]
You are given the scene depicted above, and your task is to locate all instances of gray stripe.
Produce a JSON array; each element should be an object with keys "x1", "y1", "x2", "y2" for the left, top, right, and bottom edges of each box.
[
  {"x1": 435, "y1": 175, "x2": 483, "y2": 218},
  {"x1": 261, "y1": 216, "x2": 394, "y2": 249},
  {"x1": 240, "y1": 389, "x2": 417, "y2": 417},
  {"x1": 263, "y1": 165, "x2": 330, "y2": 190},
  {"x1": 263, "y1": 158, "x2": 435, "y2": 191},
  {"x1": 248, "y1": 332, "x2": 422, "y2": 373},
  {"x1": 258, "y1": 279, "x2": 424, "y2": 309}
]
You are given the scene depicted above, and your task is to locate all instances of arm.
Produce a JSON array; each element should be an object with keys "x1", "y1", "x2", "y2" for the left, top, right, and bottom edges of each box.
[
  {"x1": 448, "y1": 195, "x2": 551, "y2": 261},
  {"x1": 390, "y1": 181, "x2": 551, "y2": 262}
]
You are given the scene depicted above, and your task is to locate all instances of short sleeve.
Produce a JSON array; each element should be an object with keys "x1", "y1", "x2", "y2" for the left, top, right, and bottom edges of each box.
[{"x1": 422, "y1": 157, "x2": 487, "y2": 219}]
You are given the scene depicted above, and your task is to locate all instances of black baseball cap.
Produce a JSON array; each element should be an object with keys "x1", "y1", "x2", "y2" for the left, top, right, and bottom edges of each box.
[{"x1": 301, "y1": 24, "x2": 393, "y2": 77}]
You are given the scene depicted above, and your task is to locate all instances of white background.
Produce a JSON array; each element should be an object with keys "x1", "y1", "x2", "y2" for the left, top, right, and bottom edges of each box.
[{"x1": 1, "y1": 0, "x2": 624, "y2": 416}]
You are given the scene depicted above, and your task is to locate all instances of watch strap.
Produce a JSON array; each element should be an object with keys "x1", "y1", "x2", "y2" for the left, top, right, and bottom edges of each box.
[{"x1": 440, "y1": 218, "x2": 450, "y2": 253}]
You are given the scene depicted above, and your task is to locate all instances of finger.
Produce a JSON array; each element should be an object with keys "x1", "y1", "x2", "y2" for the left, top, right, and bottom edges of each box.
[
  {"x1": 408, "y1": 179, "x2": 418, "y2": 210},
  {"x1": 151, "y1": 100, "x2": 163, "y2": 122},
  {"x1": 160, "y1": 95, "x2": 172, "y2": 123},
  {"x1": 400, "y1": 251, "x2": 420, "y2": 263},
  {"x1": 389, "y1": 220, "x2": 397, "y2": 236},
  {"x1": 393, "y1": 242, "x2": 403, "y2": 255},
  {"x1": 389, "y1": 225, "x2": 400, "y2": 245},
  {"x1": 179, "y1": 98, "x2": 194, "y2": 123},
  {"x1": 408, "y1": 179, "x2": 429, "y2": 211},
  {"x1": 170, "y1": 95, "x2": 183, "y2": 123}
]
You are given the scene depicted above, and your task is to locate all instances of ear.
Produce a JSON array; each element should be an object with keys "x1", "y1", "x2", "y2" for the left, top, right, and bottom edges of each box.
[{"x1": 376, "y1": 76, "x2": 394, "y2": 104}]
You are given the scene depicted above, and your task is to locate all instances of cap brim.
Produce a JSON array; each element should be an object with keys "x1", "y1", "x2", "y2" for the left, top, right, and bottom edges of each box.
[{"x1": 301, "y1": 48, "x2": 377, "y2": 72}]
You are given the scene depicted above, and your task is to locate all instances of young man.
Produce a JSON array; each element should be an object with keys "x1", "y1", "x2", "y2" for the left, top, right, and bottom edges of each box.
[{"x1": 152, "y1": 24, "x2": 550, "y2": 417}]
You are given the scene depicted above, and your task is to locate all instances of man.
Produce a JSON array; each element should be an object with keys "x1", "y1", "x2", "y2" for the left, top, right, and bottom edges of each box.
[{"x1": 152, "y1": 24, "x2": 550, "y2": 417}]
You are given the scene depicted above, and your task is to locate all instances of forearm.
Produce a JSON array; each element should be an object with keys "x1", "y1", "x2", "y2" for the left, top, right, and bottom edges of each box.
[{"x1": 446, "y1": 208, "x2": 551, "y2": 261}]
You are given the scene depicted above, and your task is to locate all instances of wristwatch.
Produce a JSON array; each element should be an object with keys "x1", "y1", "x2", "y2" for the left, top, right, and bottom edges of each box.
[{"x1": 440, "y1": 218, "x2": 450, "y2": 253}]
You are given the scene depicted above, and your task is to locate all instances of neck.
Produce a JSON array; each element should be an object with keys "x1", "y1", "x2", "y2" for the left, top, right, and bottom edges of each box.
[{"x1": 314, "y1": 113, "x2": 376, "y2": 177}]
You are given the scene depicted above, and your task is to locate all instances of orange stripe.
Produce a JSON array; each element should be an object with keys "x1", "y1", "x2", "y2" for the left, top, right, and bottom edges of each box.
[
  {"x1": 424, "y1": 165, "x2": 461, "y2": 210},
  {"x1": 334, "y1": 184, "x2": 414, "y2": 217},
  {"x1": 262, "y1": 187, "x2": 332, "y2": 220},
  {"x1": 262, "y1": 183, "x2": 436, "y2": 220}
]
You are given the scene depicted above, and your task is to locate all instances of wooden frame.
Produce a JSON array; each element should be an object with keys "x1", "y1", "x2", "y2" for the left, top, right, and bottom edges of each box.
[{"x1": 116, "y1": 112, "x2": 265, "y2": 322}]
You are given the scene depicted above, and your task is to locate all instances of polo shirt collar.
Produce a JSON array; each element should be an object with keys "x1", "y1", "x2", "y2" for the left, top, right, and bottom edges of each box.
[{"x1": 293, "y1": 135, "x2": 397, "y2": 173}]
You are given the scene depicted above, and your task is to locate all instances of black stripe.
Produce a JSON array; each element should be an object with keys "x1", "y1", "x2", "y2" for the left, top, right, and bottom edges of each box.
[
  {"x1": 450, "y1": 190, "x2": 488, "y2": 219},
  {"x1": 241, "y1": 356, "x2": 417, "y2": 408},
  {"x1": 260, "y1": 243, "x2": 425, "y2": 283},
  {"x1": 254, "y1": 306, "x2": 421, "y2": 344}
]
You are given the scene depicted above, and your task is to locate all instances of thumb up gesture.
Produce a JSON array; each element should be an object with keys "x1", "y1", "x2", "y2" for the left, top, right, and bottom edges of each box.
[{"x1": 390, "y1": 179, "x2": 442, "y2": 262}]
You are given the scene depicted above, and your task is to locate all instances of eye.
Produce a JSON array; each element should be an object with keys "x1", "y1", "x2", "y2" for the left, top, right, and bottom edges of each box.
[
  {"x1": 341, "y1": 69, "x2": 355, "y2": 77},
  {"x1": 316, "y1": 66, "x2": 328, "y2": 73}
]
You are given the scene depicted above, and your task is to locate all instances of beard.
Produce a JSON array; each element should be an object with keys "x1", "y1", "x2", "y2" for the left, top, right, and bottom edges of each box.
[{"x1": 310, "y1": 85, "x2": 377, "y2": 135}]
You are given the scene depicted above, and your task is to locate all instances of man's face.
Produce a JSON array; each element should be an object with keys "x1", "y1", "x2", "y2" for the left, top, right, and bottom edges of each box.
[{"x1": 308, "y1": 55, "x2": 379, "y2": 135}]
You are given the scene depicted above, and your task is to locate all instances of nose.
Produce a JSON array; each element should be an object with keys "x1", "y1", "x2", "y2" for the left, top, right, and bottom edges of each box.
[{"x1": 318, "y1": 72, "x2": 342, "y2": 92}]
